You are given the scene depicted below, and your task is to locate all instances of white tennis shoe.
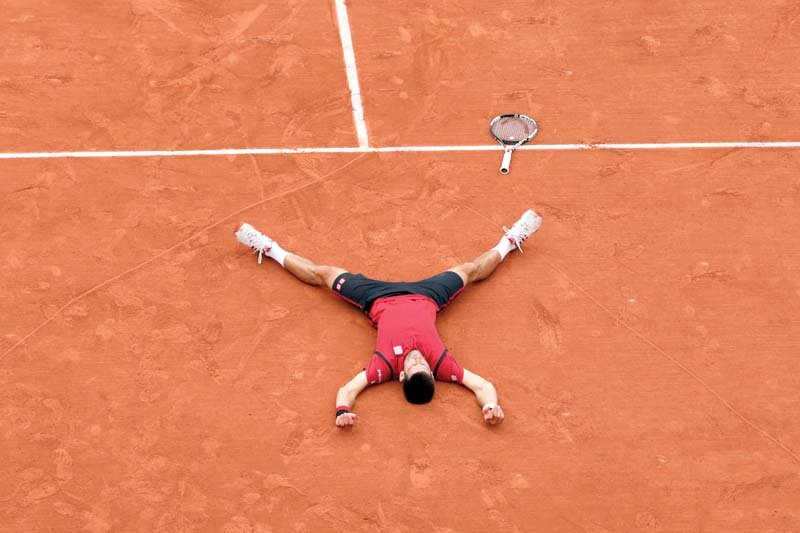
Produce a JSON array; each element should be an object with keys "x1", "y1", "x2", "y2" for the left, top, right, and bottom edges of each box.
[
  {"x1": 235, "y1": 222, "x2": 273, "y2": 264},
  {"x1": 503, "y1": 209, "x2": 542, "y2": 252}
]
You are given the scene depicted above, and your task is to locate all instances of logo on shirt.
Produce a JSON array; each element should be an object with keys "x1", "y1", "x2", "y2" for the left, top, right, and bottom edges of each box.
[{"x1": 336, "y1": 278, "x2": 346, "y2": 291}]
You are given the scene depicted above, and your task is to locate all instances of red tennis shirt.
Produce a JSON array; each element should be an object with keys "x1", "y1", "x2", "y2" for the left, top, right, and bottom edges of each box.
[{"x1": 364, "y1": 294, "x2": 464, "y2": 386}]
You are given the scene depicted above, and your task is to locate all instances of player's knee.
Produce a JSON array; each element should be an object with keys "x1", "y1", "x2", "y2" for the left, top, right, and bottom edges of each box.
[
  {"x1": 315, "y1": 265, "x2": 342, "y2": 287},
  {"x1": 456, "y1": 262, "x2": 478, "y2": 284},
  {"x1": 309, "y1": 265, "x2": 328, "y2": 286}
]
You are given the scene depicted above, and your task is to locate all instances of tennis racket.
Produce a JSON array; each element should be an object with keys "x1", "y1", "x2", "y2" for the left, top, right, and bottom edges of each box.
[{"x1": 489, "y1": 114, "x2": 538, "y2": 174}]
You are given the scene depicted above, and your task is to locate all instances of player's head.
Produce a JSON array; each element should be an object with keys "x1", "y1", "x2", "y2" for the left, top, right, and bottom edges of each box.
[{"x1": 400, "y1": 350, "x2": 435, "y2": 404}]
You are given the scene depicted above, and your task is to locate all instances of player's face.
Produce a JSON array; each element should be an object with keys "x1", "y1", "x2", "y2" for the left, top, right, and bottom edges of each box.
[{"x1": 401, "y1": 349, "x2": 431, "y2": 381}]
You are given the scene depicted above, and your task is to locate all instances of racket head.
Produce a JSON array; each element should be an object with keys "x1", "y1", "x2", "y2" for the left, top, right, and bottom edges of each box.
[{"x1": 489, "y1": 114, "x2": 538, "y2": 147}]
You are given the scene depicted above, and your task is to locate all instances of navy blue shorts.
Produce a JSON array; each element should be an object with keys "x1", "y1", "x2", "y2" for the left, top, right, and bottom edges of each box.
[{"x1": 331, "y1": 271, "x2": 464, "y2": 314}]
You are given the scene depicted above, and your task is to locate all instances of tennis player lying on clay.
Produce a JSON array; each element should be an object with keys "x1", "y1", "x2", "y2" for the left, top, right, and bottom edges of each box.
[{"x1": 235, "y1": 209, "x2": 541, "y2": 428}]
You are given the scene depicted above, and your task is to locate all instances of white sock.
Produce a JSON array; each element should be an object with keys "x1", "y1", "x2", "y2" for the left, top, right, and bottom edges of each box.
[
  {"x1": 266, "y1": 241, "x2": 289, "y2": 267},
  {"x1": 492, "y1": 236, "x2": 516, "y2": 261}
]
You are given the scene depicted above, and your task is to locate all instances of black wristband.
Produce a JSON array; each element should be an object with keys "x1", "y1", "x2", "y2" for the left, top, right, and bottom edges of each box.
[{"x1": 335, "y1": 406, "x2": 351, "y2": 418}]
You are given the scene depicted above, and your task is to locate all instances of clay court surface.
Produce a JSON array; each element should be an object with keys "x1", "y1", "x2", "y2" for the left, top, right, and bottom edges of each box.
[{"x1": 2, "y1": 1, "x2": 800, "y2": 532}]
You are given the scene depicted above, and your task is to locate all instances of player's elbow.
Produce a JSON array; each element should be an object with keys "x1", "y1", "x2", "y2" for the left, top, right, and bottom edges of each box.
[
  {"x1": 337, "y1": 384, "x2": 357, "y2": 404},
  {"x1": 482, "y1": 379, "x2": 497, "y2": 396}
]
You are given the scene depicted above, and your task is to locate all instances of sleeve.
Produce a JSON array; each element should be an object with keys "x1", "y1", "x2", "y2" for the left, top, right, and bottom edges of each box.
[
  {"x1": 433, "y1": 351, "x2": 464, "y2": 384},
  {"x1": 365, "y1": 351, "x2": 393, "y2": 385}
]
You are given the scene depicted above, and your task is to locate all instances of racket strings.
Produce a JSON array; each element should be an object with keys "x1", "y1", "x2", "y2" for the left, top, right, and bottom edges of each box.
[{"x1": 491, "y1": 117, "x2": 535, "y2": 143}]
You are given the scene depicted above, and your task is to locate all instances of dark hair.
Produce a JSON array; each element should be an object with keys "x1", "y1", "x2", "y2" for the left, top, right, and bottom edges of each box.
[{"x1": 403, "y1": 372, "x2": 435, "y2": 404}]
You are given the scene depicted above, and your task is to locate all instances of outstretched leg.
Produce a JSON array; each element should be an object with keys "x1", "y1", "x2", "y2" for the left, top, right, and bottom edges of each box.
[
  {"x1": 283, "y1": 254, "x2": 346, "y2": 289},
  {"x1": 449, "y1": 209, "x2": 542, "y2": 287},
  {"x1": 235, "y1": 223, "x2": 345, "y2": 289},
  {"x1": 449, "y1": 248, "x2": 504, "y2": 286}
]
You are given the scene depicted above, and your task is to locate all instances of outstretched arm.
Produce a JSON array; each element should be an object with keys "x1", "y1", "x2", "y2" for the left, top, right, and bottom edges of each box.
[
  {"x1": 462, "y1": 368, "x2": 505, "y2": 425},
  {"x1": 334, "y1": 371, "x2": 368, "y2": 428}
]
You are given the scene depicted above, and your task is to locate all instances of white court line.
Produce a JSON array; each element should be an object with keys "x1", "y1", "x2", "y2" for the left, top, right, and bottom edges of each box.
[
  {"x1": 1, "y1": 141, "x2": 800, "y2": 159},
  {"x1": 334, "y1": 0, "x2": 369, "y2": 148}
]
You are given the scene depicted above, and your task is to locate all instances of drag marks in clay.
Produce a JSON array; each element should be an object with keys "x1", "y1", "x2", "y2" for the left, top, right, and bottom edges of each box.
[{"x1": 530, "y1": 298, "x2": 563, "y2": 353}]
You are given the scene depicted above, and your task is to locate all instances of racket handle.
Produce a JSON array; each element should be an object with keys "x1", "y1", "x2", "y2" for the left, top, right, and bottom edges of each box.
[{"x1": 500, "y1": 148, "x2": 513, "y2": 174}]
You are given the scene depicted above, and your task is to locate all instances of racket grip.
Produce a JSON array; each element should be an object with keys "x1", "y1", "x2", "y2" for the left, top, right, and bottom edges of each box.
[{"x1": 500, "y1": 148, "x2": 513, "y2": 174}]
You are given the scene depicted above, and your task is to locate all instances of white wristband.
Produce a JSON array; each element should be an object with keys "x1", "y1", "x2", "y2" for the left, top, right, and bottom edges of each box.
[{"x1": 482, "y1": 403, "x2": 495, "y2": 412}]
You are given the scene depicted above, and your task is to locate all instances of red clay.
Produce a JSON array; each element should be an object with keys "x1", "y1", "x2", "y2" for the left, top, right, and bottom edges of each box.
[
  {"x1": 0, "y1": 1, "x2": 355, "y2": 152},
  {"x1": 3, "y1": 150, "x2": 800, "y2": 531},
  {"x1": 2, "y1": 2, "x2": 800, "y2": 532},
  {"x1": 352, "y1": 0, "x2": 800, "y2": 146}
]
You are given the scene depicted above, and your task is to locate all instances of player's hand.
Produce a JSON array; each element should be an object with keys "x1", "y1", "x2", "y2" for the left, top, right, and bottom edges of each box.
[
  {"x1": 483, "y1": 404, "x2": 504, "y2": 425},
  {"x1": 336, "y1": 412, "x2": 357, "y2": 428}
]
